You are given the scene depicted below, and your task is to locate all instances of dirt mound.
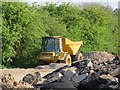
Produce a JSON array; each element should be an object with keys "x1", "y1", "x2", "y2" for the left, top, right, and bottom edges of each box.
[
  {"x1": 84, "y1": 51, "x2": 115, "y2": 62},
  {"x1": 34, "y1": 52, "x2": 120, "y2": 90},
  {"x1": 0, "y1": 73, "x2": 33, "y2": 90}
]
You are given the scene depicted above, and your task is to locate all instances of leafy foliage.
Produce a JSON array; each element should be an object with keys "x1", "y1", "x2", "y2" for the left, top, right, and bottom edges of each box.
[{"x1": 2, "y1": 2, "x2": 118, "y2": 67}]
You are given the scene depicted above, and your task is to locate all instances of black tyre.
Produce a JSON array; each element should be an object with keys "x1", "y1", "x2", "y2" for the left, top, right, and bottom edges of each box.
[
  {"x1": 75, "y1": 52, "x2": 83, "y2": 61},
  {"x1": 64, "y1": 54, "x2": 72, "y2": 66}
]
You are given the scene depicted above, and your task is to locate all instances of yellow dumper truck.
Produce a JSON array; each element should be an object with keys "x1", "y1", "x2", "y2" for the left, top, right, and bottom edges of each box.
[{"x1": 39, "y1": 36, "x2": 83, "y2": 66}]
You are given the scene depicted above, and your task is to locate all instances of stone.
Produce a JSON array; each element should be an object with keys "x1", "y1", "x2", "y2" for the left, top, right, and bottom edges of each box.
[
  {"x1": 100, "y1": 74, "x2": 118, "y2": 82},
  {"x1": 22, "y1": 72, "x2": 41, "y2": 85},
  {"x1": 87, "y1": 61, "x2": 93, "y2": 69},
  {"x1": 90, "y1": 70, "x2": 94, "y2": 74},
  {"x1": 53, "y1": 72, "x2": 63, "y2": 79},
  {"x1": 72, "y1": 73, "x2": 88, "y2": 83},
  {"x1": 64, "y1": 69, "x2": 76, "y2": 79},
  {"x1": 109, "y1": 68, "x2": 120, "y2": 77}
]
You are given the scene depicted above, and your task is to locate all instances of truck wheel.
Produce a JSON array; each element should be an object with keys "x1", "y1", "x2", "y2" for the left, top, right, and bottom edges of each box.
[
  {"x1": 75, "y1": 52, "x2": 83, "y2": 61},
  {"x1": 65, "y1": 54, "x2": 72, "y2": 66}
]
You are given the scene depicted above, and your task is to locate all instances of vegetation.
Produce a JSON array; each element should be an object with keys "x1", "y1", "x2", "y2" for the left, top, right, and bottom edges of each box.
[{"x1": 1, "y1": 2, "x2": 118, "y2": 67}]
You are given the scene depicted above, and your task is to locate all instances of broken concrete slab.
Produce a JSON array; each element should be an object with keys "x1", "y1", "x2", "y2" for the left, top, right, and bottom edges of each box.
[
  {"x1": 109, "y1": 68, "x2": 120, "y2": 77},
  {"x1": 53, "y1": 72, "x2": 63, "y2": 80},
  {"x1": 39, "y1": 76, "x2": 78, "y2": 89},
  {"x1": 46, "y1": 72, "x2": 63, "y2": 82},
  {"x1": 72, "y1": 73, "x2": 88, "y2": 83},
  {"x1": 100, "y1": 74, "x2": 118, "y2": 82},
  {"x1": 63, "y1": 69, "x2": 76, "y2": 79}
]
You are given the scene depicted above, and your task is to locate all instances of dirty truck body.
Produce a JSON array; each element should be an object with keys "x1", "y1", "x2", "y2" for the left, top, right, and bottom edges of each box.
[{"x1": 39, "y1": 36, "x2": 83, "y2": 66}]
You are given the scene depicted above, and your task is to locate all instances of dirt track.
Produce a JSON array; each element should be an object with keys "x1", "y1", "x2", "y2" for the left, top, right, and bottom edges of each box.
[{"x1": 0, "y1": 69, "x2": 54, "y2": 81}]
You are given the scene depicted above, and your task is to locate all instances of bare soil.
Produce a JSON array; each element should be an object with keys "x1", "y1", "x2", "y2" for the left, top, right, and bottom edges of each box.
[{"x1": 0, "y1": 68, "x2": 54, "y2": 82}]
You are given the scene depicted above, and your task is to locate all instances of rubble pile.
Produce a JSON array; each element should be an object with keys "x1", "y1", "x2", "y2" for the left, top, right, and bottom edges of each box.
[
  {"x1": 0, "y1": 73, "x2": 34, "y2": 90},
  {"x1": 0, "y1": 52, "x2": 120, "y2": 90},
  {"x1": 34, "y1": 52, "x2": 120, "y2": 90},
  {"x1": 84, "y1": 51, "x2": 115, "y2": 62}
]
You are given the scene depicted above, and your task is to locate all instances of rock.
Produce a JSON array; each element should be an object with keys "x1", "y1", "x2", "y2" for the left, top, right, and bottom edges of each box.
[
  {"x1": 80, "y1": 67, "x2": 90, "y2": 74},
  {"x1": 53, "y1": 72, "x2": 63, "y2": 79},
  {"x1": 0, "y1": 83, "x2": 7, "y2": 90},
  {"x1": 60, "y1": 66, "x2": 77, "y2": 74},
  {"x1": 1, "y1": 74, "x2": 34, "y2": 89},
  {"x1": 90, "y1": 70, "x2": 94, "y2": 74},
  {"x1": 100, "y1": 74, "x2": 118, "y2": 82},
  {"x1": 63, "y1": 69, "x2": 76, "y2": 79},
  {"x1": 109, "y1": 68, "x2": 120, "y2": 77},
  {"x1": 40, "y1": 76, "x2": 77, "y2": 89},
  {"x1": 87, "y1": 61, "x2": 93, "y2": 69},
  {"x1": 48, "y1": 72, "x2": 63, "y2": 82},
  {"x1": 99, "y1": 81, "x2": 119, "y2": 90},
  {"x1": 22, "y1": 72, "x2": 41, "y2": 85},
  {"x1": 42, "y1": 72, "x2": 63, "y2": 83},
  {"x1": 112, "y1": 58, "x2": 120, "y2": 65},
  {"x1": 72, "y1": 60, "x2": 89, "y2": 69},
  {"x1": 82, "y1": 72, "x2": 100, "y2": 84},
  {"x1": 42, "y1": 65, "x2": 68, "y2": 79},
  {"x1": 72, "y1": 73, "x2": 88, "y2": 83},
  {"x1": 77, "y1": 78, "x2": 101, "y2": 89}
]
